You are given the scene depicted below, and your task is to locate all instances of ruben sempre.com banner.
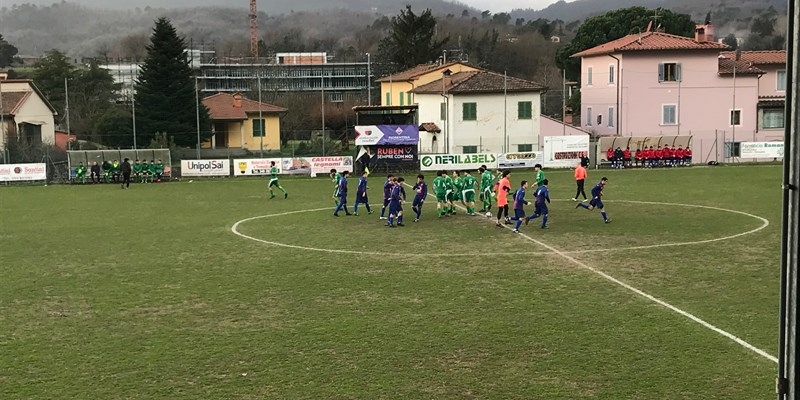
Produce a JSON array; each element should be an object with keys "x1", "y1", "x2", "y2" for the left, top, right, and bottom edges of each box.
[
  {"x1": 497, "y1": 151, "x2": 544, "y2": 169},
  {"x1": 543, "y1": 135, "x2": 590, "y2": 168},
  {"x1": 180, "y1": 159, "x2": 230, "y2": 177},
  {"x1": 0, "y1": 163, "x2": 46, "y2": 181},
  {"x1": 419, "y1": 153, "x2": 498, "y2": 171},
  {"x1": 375, "y1": 146, "x2": 418, "y2": 163},
  {"x1": 740, "y1": 142, "x2": 784, "y2": 158}
]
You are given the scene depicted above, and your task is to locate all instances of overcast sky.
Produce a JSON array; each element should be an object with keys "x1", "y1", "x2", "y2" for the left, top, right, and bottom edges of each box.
[{"x1": 462, "y1": 0, "x2": 561, "y2": 12}]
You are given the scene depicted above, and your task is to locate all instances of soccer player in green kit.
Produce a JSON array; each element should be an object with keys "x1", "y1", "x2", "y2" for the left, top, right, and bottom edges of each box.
[
  {"x1": 443, "y1": 170, "x2": 456, "y2": 215},
  {"x1": 74, "y1": 161, "x2": 87, "y2": 184},
  {"x1": 461, "y1": 170, "x2": 477, "y2": 215},
  {"x1": 533, "y1": 163, "x2": 546, "y2": 188},
  {"x1": 154, "y1": 159, "x2": 165, "y2": 182},
  {"x1": 133, "y1": 159, "x2": 143, "y2": 182},
  {"x1": 330, "y1": 169, "x2": 342, "y2": 206},
  {"x1": 478, "y1": 166, "x2": 494, "y2": 213},
  {"x1": 268, "y1": 160, "x2": 288, "y2": 199},
  {"x1": 140, "y1": 160, "x2": 150, "y2": 183},
  {"x1": 452, "y1": 170, "x2": 464, "y2": 213},
  {"x1": 432, "y1": 170, "x2": 447, "y2": 217}
]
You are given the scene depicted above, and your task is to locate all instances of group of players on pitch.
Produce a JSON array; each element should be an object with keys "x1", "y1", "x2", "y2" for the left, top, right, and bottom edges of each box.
[{"x1": 322, "y1": 163, "x2": 610, "y2": 233}]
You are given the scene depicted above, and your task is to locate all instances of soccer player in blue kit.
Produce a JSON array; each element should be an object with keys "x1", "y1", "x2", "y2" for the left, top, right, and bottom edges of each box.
[
  {"x1": 387, "y1": 177, "x2": 406, "y2": 227},
  {"x1": 576, "y1": 177, "x2": 611, "y2": 223},
  {"x1": 333, "y1": 171, "x2": 352, "y2": 217},
  {"x1": 411, "y1": 174, "x2": 427, "y2": 222},
  {"x1": 379, "y1": 174, "x2": 394, "y2": 220},
  {"x1": 527, "y1": 178, "x2": 550, "y2": 229},
  {"x1": 510, "y1": 180, "x2": 531, "y2": 233},
  {"x1": 353, "y1": 171, "x2": 372, "y2": 216}
]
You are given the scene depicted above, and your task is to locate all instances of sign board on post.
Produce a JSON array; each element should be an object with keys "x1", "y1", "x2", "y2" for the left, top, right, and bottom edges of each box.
[
  {"x1": 309, "y1": 156, "x2": 353, "y2": 175},
  {"x1": 497, "y1": 152, "x2": 544, "y2": 169},
  {"x1": 740, "y1": 142, "x2": 784, "y2": 158},
  {"x1": 375, "y1": 146, "x2": 418, "y2": 163},
  {"x1": 0, "y1": 163, "x2": 46, "y2": 181},
  {"x1": 233, "y1": 158, "x2": 283, "y2": 176},
  {"x1": 419, "y1": 153, "x2": 498, "y2": 171},
  {"x1": 355, "y1": 125, "x2": 419, "y2": 146},
  {"x1": 543, "y1": 135, "x2": 590, "y2": 168},
  {"x1": 180, "y1": 159, "x2": 230, "y2": 177}
]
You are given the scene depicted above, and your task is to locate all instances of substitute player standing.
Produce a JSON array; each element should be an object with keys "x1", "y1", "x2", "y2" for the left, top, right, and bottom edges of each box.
[
  {"x1": 268, "y1": 161, "x2": 288, "y2": 199},
  {"x1": 576, "y1": 177, "x2": 611, "y2": 223},
  {"x1": 412, "y1": 174, "x2": 427, "y2": 222}
]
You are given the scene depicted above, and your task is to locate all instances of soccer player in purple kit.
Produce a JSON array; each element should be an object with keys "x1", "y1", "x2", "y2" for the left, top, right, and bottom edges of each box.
[
  {"x1": 527, "y1": 178, "x2": 550, "y2": 229},
  {"x1": 411, "y1": 174, "x2": 427, "y2": 222},
  {"x1": 576, "y1": 177, "x2": 611, "y2": 223},
  {"x1": 379, "y1": 174, "x2": 394, "y2": 220},
  {"x1": 509, "y1": 180, "x2": 531, "y2": 233},
  {"x1": 353, "y1": 170, "x2": 372, "y2": 216},
  {"x1": 333, "y1": 171, "x2": 352, "y2": 217},
  {"x1": 387, "y1": 177, "x2": 406, "y2": 227}
]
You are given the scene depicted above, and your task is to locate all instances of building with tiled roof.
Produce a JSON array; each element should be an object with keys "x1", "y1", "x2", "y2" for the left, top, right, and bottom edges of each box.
[
  {"x1": 410, "y1": 69, "x2": 545, "y2": 154},
  {"x1": 572, "y1": 20, "x2": 785, "y2": 161},
  {"x1": 0, "y1": 78, "x2": 58, "y2": 149},
  {"x1": 201, "y1": 93, "x2": 287, "y2": 151},
  {"x1": 376, "y1": 61, "x2": 480, "y2": 107}
]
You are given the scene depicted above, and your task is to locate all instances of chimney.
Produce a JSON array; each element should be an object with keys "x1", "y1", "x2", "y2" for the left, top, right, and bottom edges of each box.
[
  {"x1": 233, "y1": 93, "x2": 243, "y2": 108},
  {"x1": 0, "y1": 72, "x2": 7, "y2": 80},
  {"x1": 695, "y1": 25, "x2": 706, "y2": 42},
  {"x1": 705, "y1": 22, "x2": 715, "y2": 42},
  {"x1": 442, "y1": 69, "x2": 452, "y2": 93}
]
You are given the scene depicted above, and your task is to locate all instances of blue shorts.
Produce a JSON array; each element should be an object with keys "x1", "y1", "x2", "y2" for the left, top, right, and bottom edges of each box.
[
  {"x1": 338, "y1": 194, "x2": 347, "y2": 204},
  {"x1": 534, "y1": 203, "x2": 548, "y2": 215},
  {"x1": 383, "y1": 198, "x2": 390, "y2": 207},
  {"x1": 356, "y1": 192, "x2": 368, "y2": 204},
  {"x1": 589, "y1": 198, "x2": 604, "y2": 209},
  {"x1": 389, "y1": 201, "x2": 402, "y2": 214},
  {"x1": 513, "y1": 208, "x2": 526, "y2": 219},
  {"x1": 412, "y1": 197, "x2": 424, "y2": 207}
]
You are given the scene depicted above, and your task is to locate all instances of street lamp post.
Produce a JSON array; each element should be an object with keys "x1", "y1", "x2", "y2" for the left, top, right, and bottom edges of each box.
[
  {"x1": 257, "y1": 64, "x2": 263, "y2": 157},
  {"x1": 195, "y1": 76, "x2": 201, "y2": 160},
  {"x1": 366, "y1": 53, "x2": 371, "y2": 106}
]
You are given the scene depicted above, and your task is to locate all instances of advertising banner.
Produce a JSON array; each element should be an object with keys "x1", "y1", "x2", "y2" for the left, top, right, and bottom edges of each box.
[
  {"x1": 281, "y1": 158, "x2": 313, "y2": 175},
  {"x1": 740, "y1": 142, "x2": 784, "y2": 158},
  {"x1": 375, "y1": 145, "x2": 418, "y2": 163},
  {"x1": 233, "y1": 158, "x2": 283, "y2": 176},
  {"x1": 180, "y1": 159, "x2": 230, "y2": 177},
  {"x1": 497, "y1": 151, "x2": 544, "y2": 169},
  {"x1": 419, "y1": 153, "x2": 498, "y2": 171},
  {"x1": 543, "y1": 135, "x2": 590, "y2": 168},
  {"x1": 0, "y1": 163, "x2": 46, "y2": 181},
  {"x1": 355, "y1": 125, "x2": 419, "y2": 146},
  {"x1": 309, "y1": 156, "x2": 353, "y2": 175}
]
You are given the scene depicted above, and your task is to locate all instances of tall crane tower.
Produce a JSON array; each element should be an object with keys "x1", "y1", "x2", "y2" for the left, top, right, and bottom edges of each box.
[{"x1": 249, "y1": 0, "x2": 258, "y2": 58}]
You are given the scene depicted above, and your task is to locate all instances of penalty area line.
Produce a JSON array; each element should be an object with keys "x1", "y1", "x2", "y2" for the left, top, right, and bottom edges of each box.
[{"x1": 405, "y1": 183, "x2": 778, "y2": 364}]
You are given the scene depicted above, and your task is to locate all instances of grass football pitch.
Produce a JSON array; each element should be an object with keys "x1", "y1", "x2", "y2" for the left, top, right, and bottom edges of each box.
[{"x1": 0, "y1": 165, "x2": 782, "y2": 399}]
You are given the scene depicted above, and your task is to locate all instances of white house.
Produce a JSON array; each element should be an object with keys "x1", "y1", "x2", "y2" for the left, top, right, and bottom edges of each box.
[
  {"x1": 411, "y1": 70, "x2": 544, "y2": 154},
  {"x1": 0, "y1": 78, "x2": 58, "y2": 149}
]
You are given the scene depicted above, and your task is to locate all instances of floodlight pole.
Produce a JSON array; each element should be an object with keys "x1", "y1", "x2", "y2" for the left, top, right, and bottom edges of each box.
[{"x1": 778, "y1": 0, "x2": 800, "y2": 397}]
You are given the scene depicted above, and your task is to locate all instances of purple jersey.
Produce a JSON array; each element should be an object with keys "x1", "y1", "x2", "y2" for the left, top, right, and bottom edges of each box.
[
  {"x1": 357, "y1": 176, "x2": 367, "y2": 193},
  {"x1": 383, "y1": 179, "x2": 392, "y2": 199},
  {"x1": 413, "y1": 182, "x2": 427, "y2": 200}
]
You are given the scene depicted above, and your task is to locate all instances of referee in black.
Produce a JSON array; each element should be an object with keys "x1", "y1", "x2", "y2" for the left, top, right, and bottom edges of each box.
[{"x1": 120, "y1": 158, "x2": 132, "y2": 189}]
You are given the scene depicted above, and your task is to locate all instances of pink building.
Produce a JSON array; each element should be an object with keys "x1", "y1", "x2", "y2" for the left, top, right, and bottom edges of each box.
[{"x1": 573, "y1": 22, "x2": 786, "y2": 161}]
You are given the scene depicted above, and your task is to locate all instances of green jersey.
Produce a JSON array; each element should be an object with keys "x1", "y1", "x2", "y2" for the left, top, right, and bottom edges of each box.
[
  {"x1": 148, "y1": 163, "x2": 157, "y2": 173},
  {"x1": 463, "y1": 175, "x2": 476, "y2": 191},
  {"x1": 444, "y1": 175, "x2": 454, "y2": 191},
  {"x1": 111, "y1": 161, "x2": 120, "y2": 172},
  {"x1": 433, "y1": 176, "x2": 447, "y2": 194},
  {"x1": 453, "y1": 176, "x2": 463, "y2": 192},
  {"x1": 133, "y1": 163, "x2": 142, "y2": 173},
  {"x1": 481, "y1": 170, "x2": 493, "y2": 190},
  {"x1": 75, "y1": 165, "x2": 86, "y2": 175},
  {"x1": 142, "y1": 163, "x2": 150, "y2": 173},
  {"x1": 333, "y1": 173, "x2": 342, "y2": 185},
  {"x1": 270, "y1": 166, "x2": 279, "y2": 179},
  {"x1": 535, "y1": 170, "x2": 545, "y2": 186},
  {"x1": 155, "y1": 163, "x2": 165, "y2": 174}
]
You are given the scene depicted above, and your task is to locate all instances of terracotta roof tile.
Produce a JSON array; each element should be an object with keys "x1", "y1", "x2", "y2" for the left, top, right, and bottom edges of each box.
[
  {"x1": 419, "y1": 122, "x2": 441, "y2": 132},
  {"x1": 202, "y1": 93, "x2": 287, "y2": 121},
  {"x1": 411, "y1": 71, "x2": 545, "y2": 94},
  {"x1": 718, "y1": 57, "x2": 764, "y2": 75},
  {"x1": 572, "y1": 32, "x2": 728, "y2": 58},
  {"x1": 376, "y1": 62, "x2": 476, "y2": 82},
  {"x1": 0, "y1": 91, "x2": 30, "y2": 116},
  {"x1": 720, "y1": 50, "x2": 786, "y2": 65}
]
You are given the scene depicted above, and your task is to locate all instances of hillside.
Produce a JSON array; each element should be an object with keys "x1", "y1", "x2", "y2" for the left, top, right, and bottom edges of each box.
[{"x1": 512, "y1": 0, "x2": 786, "y2": 31}]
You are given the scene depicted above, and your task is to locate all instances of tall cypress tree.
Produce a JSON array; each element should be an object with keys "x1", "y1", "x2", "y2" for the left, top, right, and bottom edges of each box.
[{"x1": 134, "y1": 18, "x2": 210, "y2": 147}]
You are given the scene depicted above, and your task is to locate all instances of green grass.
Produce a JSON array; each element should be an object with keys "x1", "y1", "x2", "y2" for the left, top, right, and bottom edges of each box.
[{"x1": 0, "y1": 165, "x2": 782, "y2": 399}]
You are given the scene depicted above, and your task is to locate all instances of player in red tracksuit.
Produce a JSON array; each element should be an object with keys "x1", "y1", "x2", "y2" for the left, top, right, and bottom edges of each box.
[
  {"x1": 684, "y1": 147, "x2": 693, "y2": 165},
  {"x1": 606, "y1": 147, "x2": 615, "y2": 167},
  {"x1": 674, "y1": 146, "x2": 685, "y2": 166},
  {"x1": 623, "y1": 147, "x2": 631, "y2": 168},
  {"x1": 634, "y1": 148, "x2": 642, "y2": 167},
  {"x1": 662, "y1": 145, "x2": 672, "y2": 166}
]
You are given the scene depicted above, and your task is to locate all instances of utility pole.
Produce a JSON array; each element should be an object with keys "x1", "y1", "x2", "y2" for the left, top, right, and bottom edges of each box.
[
  {"x1": 258, "y1": 63, "x2": 263, "y2": 157},
  {"x1": 64, "y1": 77, "x2": 71, "y2": 136},
  {"x1": 321, "y1": 66, "x2": 326, "y2": 156},
  {"x1": 132, "y1": 64, "x2": 137, "y2": 150},
  {"x1": 366, "y1": 53, "x2": 371, "y2": 106},
  {"x1": 195, "y1": 76, "x2": 201, "y2": 159}
]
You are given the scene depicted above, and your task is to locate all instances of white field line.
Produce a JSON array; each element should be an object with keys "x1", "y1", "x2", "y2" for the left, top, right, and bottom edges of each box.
[{"x1": 404, "y1": 183, "x2": 778, "y2": 364}]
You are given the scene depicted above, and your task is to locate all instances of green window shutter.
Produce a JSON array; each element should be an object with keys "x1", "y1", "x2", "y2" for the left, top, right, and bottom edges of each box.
[
  {"x1": 518, "y1": 101, "x2": 532, "y2": 119},
  {"x1": 463, "y1": 103, "x2": 477, "y2": 121},
  {"x1": 407, "y1": 92, "x2": 412, "y2": 104},
  {"x1": 385, "y1": 92, "x2": 390, "y2": 105},
  {"x1": 253, "y1": 119, "x2": 265, "y2": 137},
  {"x1": 440, "y1": 102, "x2": 447, "y2": 120},
  {"x1": 399, "y1": 91, "x2": 404, "y2": 106}
]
